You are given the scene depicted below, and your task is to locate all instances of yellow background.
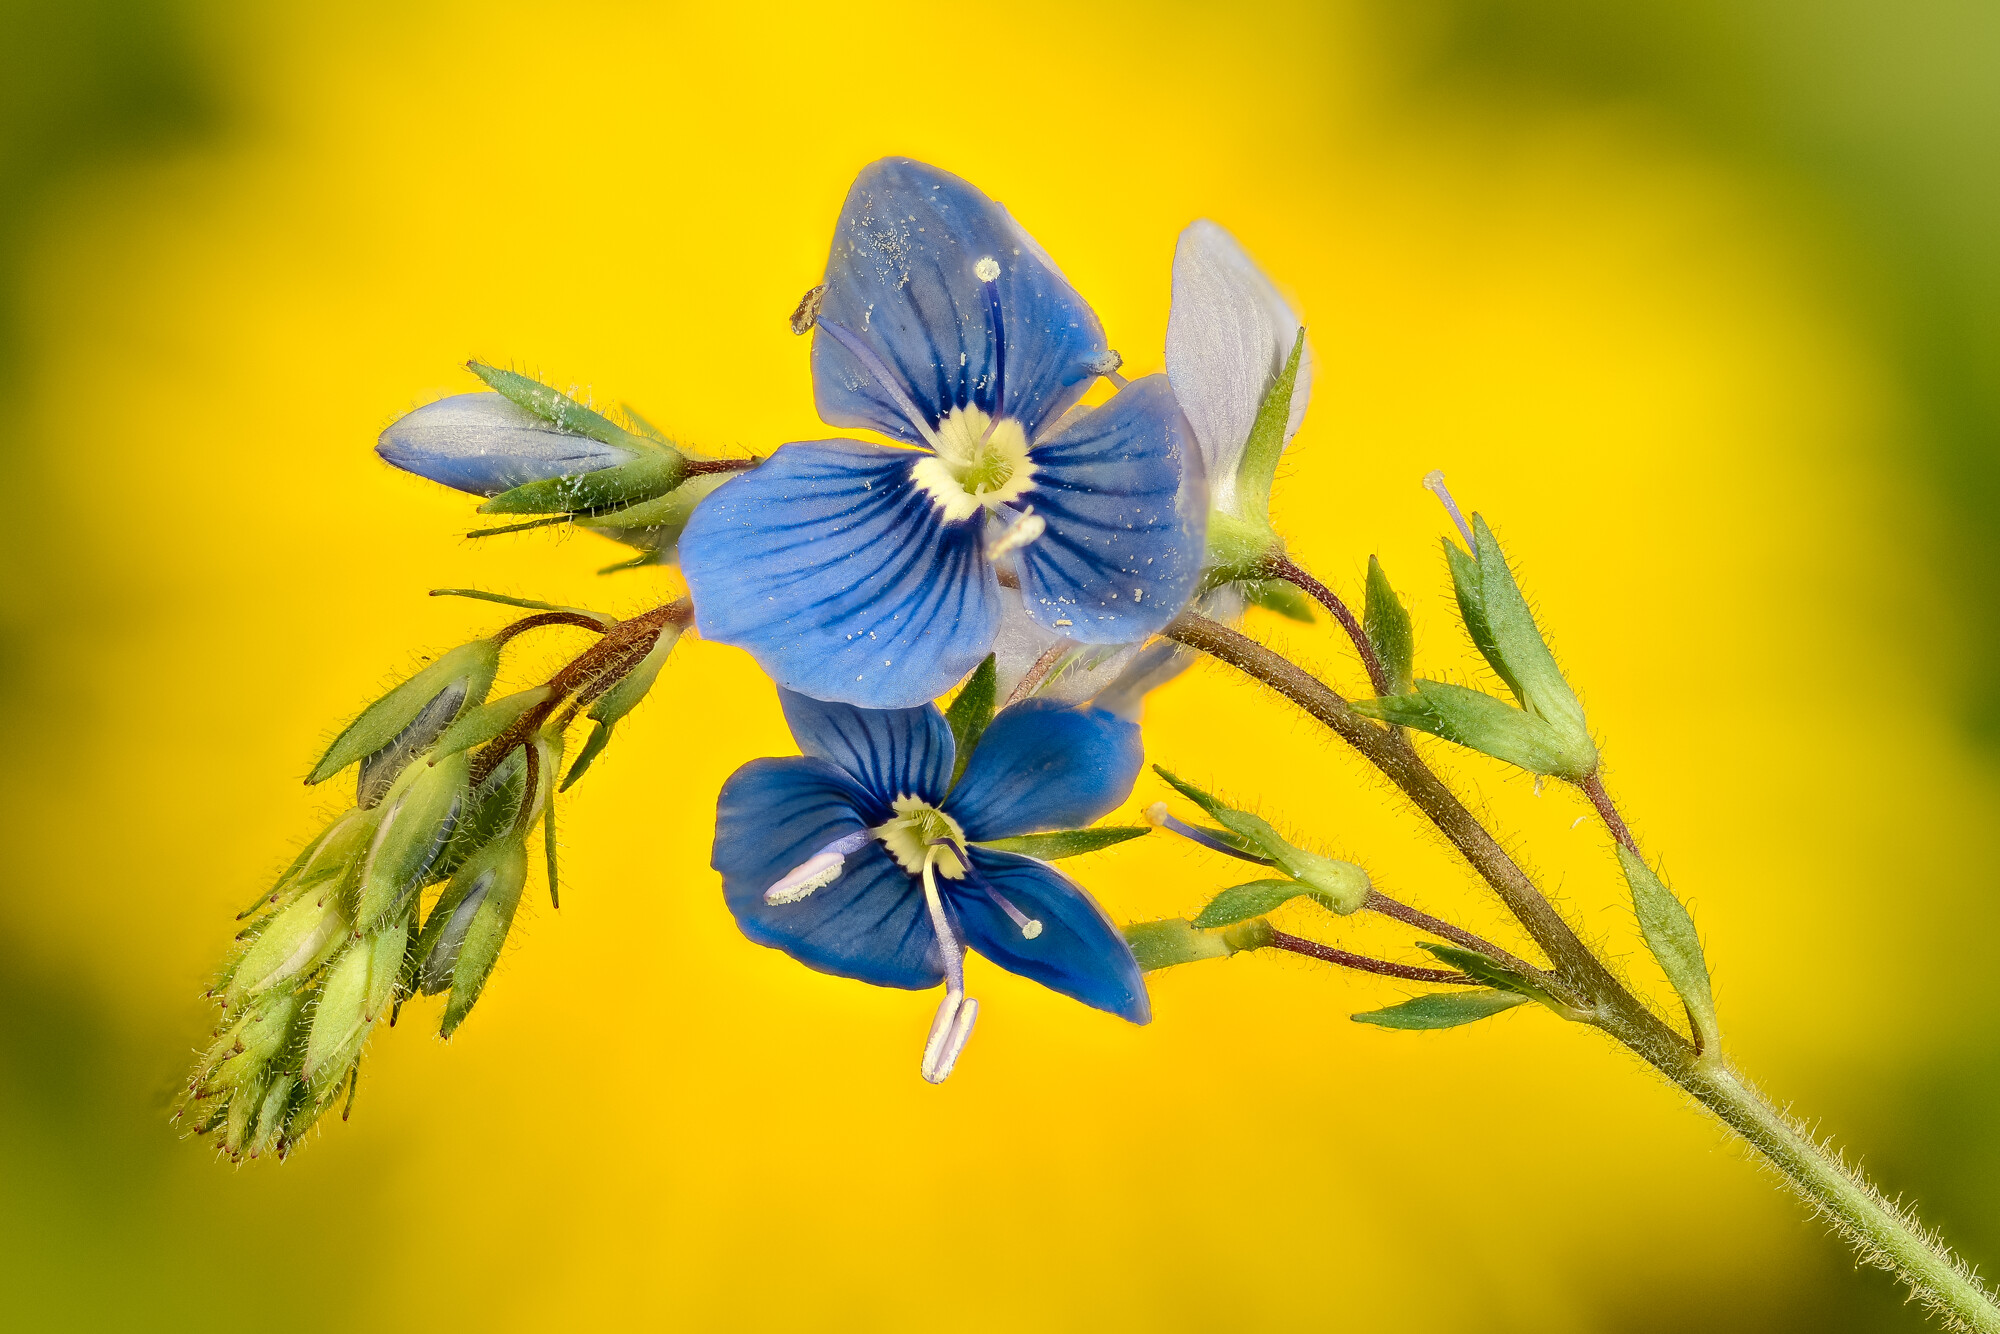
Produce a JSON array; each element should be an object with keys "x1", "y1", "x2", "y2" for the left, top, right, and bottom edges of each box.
[{"x1": 6, "y1": 2, "x2": 2000, "y2": 1330}]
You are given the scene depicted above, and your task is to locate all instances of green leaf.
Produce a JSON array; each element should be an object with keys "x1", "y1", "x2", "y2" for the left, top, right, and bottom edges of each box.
[
  {"x1": 467, "y1": 361, "x2": 649, "y2": 451},
  {"x1": 1363, "y1": 555, "x2": 1414, "y2": 695},
  {"x1": 1192, "y1": 879, "x2": 1316, "y2": 928},
  {"x1": 1352, "y1": 989, "x2": 1527, "y2": 1030},
  {"x1": 1352, "y1": 681, "x2": 1591, "y2": 780},
  {"x1": 478, "y1": 452, "x2": 689, "y2": 516},
  {"x1": 1617, "y1": 845, "x2": 1719, "y2": 1051},
  {"x1": 1151, "y1": 766, "x2": 1371, "y2": 911},
  {"x1": 1235, "y1": 326, "x2": 1305, "y2": 523},
  {"x1": 945, "y1": 655, "x2": 998, "y2": 786},
  {"x1": 975, "y1": 826, "x2": 1147, "y2": 860},
  {"x1": 1240, "y1": 578, "x2": 1316, "y2": 622},
  {"x1": 1122, "y1": 917, "x2": 1270, "y2": 971},
  {"x1": 432, "y1": 686, "x2": 553, "y2": 759},
  {"x1": 308, "y1": 640, "x2": 500, "y2": 785}
]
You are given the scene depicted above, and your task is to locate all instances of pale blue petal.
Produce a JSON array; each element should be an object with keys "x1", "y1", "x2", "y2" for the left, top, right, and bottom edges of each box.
[
  {"x1": 713, "y1": 757, "x2": 940, "y2": 989},
  {"x1": 777, "y1": 688, "x2": 954, "y2": 807},
  {"x1": 680, "y1": 440, "x2": 1003, "y2": 709},
  {"x1": 945, "y1": 699, "x2": 1142, "y2": 841},
  {"x1": 1016, "y1": 375, "x2": 1206, "y2": 643},
  {"x1": 813, "y1": 158, "x2": 1111, "y2": 443},
  {"x1": 952, "y1": 850, "x2": 1149, "y2": 1022},
  {"x1": 376, "y1": 393, "x2": 637, "y2": 497}
]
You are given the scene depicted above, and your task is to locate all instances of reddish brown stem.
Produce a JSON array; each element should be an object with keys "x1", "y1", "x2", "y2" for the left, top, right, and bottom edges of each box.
[
  {"x1": 1262, "y1": 553, "x2": 1393, "y2": 696},
  {"x1": 1266, "y1": 929, "x2": 1472, "y2": 984},
  {"x1": 492, "y1": 611, "x2": 613, "y2": 645},
  {"x1": 1579, "y1": 771, "x2": 1639, "y2": 852},
  {"x1": 683, "y1": 457, "x2": 757, "y2": 476},
  {"x1": 1362, "y1": 889, "x2": 1545, "y2": 982}
]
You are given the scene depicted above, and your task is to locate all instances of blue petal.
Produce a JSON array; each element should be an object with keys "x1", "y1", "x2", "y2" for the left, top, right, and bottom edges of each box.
[
  {"x1": 376, "y1": 393, "x2": 637, "y2": 497},
  {"x1": 952, "y1": 850, "x2": 1150, "y2": 1022},
  {"x1": 813, "y1": 158, "x2": 1111, "y2": 443},
  {"x1": 777, "y1": 688, "x2": 954, "y2": 807},
  {"x1": 1016, "y1": 374, "x2": 1206, "y2": 643},
  {"x1": 680, "y1": 440, "x2": 1001, "y2": 709},
  {"x1": 944, "y1": 699, "x2": 1142, "y2": 841},
  {"x1": 713, "y1": 757, "x2": 940, "y2": 989}
]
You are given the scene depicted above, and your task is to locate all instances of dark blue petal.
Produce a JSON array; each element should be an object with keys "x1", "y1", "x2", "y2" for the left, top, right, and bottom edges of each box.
[
  {"x1": 777, "y1": 688, "x2": 954, "y2": 807},
  {"x1": 376, "y1": 393, "x2": 637, "y2": 497},
  {"x1": 944, "y1": 699, "x2": 1142, "y2": 841},
  {"x1": 951, "y1": 850, "x2": 1150, "y2": 1022},
  {"x1": 713, "y1": 757, "x2": 940, "y2": 989},
  {"x1": 813, "y1": 158, "x2": 1111, "y2": 443},
  {"x1": 680, "y1": 440, "x2": 1003, "y2": 709},
  {"x1": 1017, "y1": 375, "x2": 1206, "y2": 644}
]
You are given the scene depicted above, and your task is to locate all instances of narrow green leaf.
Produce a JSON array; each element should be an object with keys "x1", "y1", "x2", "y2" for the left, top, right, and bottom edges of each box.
[
  {"x1": 467, "y1": 361, "x2": 648, "y2": 450},
  {"x1": 561, "y1": 721, "x2": 615, "y2": 793},
  {"x1": 1415, "y1": 942, "x2": 1565, "y2": 1013},
  {"x1": 1351, "y1": 681, "x2": 1590, "y2": 779},
  {"x1": 478, "y1": 452, "x2": 689, "y2": 516},
  {"x1": 975, "y1": 826, "x2": 1147, "y2": 860},
  {"x1": 1363, "y1": 555, "x2": 1414, "y2": 695},
  {"x1": 545, "y1": 800, "x2": 559, "y2": 910},
  {"x1": 1617, "y1": 845, "x2": 1718, "y2": 1051},
  {"x1": 1352, "y1": 989, "x2": 1526, "y2": 1030},
  {"x1": 1192, "y1": 879, "x2": 1314, "y2": 928},
  {"x1": 308, "y1": 640, "x2": 499, "y2": 784},
  {"x1": 945, "y1": 654, "x2": 998, "y2": 786},
  {"x1": 432, "y1": 687, "x2": 553, "y2": 759},
  {"x1": 1236, "y1": 326, "x2": 1305, "y2": 522}
]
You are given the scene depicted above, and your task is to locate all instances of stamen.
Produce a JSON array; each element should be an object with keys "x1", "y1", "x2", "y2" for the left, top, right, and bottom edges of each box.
[
  {"x1": 763, "y1": 830, "x2": 869, "y2": 904},
  {"x1": 1422, "y1": 469, "x2": 1476, "y2": 548},
  {"x1": 986, "y1": 507, "x2": 1044, "y2": 561},
  {"x1": 977, "y1": 258, "x2": 1007, "y2": 424},
  {"x1": 955, "y1": 852, "x2": 1043, "y2": 939},
  {"x1": 814, "y1": 318, "x2": 941, "y2": 450},
  {"x1": 1143, "y1": 802, "x2": 1276, "y2": 865},
  {"x1": 919, "y1": 848, "x2": 976, "y2": 1084}
]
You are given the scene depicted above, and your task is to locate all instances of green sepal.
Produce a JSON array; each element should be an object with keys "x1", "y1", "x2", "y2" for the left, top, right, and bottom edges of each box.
[
  {"x1": 237, "y1": 807, "x2": 371, "y2": 921},
  {"x1": 1193, "y1": 879, "x2": 1322, "y2": 927},
  {"x1": 225, "y1": 882, "x2": 352, "y2": 1006},
  {"x1": 1352, "y1": 989, "x2": 1527, "y2": 1030},
  {"x1": 354, "y1": 749, "x2": 470, "y2": 933},
  {"x1": 1351, "y1": 681, "x2": 1594, "y2": 780},
  {"x1": 1415, "y1": 942, "x2": 1564, "y2": 1011},
  {"x1": 1235, "y1": 325, "x2": 1305, "y2": 524},
  {"x1": 1240, "y1": 578, "x2": 1315, "y2": 622},
  {"x1": 1122, "y1": 916, "x2": 1275, "y2": 972},
  {"x1": 466, "y1": 361, "x2": 651, "y2": 452},
  {"x1": 945, "y1": 655, "x2": 999, "y2": 787},
  {"x1": 544, "y1": 798, "x2": 559, "y2": 911},
  {"x1": 433, "y1": 837, "x2": 530, "y2": 1036},
  {"x1": 301, "y1": 942, "x2": 372, "y2": 1085},
  {"x1": 1363, "y1": 556, "x2": 1414, "y2": 695},
  {"x1": 429, "y1": 587, "x2": 616, "y2": 625},
  {"x1": 1151, "y1": 767, "x2": 1371, "y2": 912},
  {"x1": 308, "y1": 639, "x2": 500, "y2": 785},
  {"x1": 1203, "y1": 510, "x2": 1282, "y2": 583},
  {"x1": 1617, "y1": 844, "x2": 1719, "y2": 1051},
  {"x1": 436, "y1": 748, "x2": 527, "y2": 881},
  {"x1": 574, "y1": 471, "x2": 730, "y2": 554},
  {"x1": 1444, "y1": 516, "x2": 1595, "y2": 772},
  {"x1": 975, "y1": 826, "x2": 1147, "y2": 861},
  {"x1": 562, "y1": 722, "x2": 616, "y2": 794},
  {"x1": 592, "y1": 626, "x2": 682, "y2": 728},
  {"x1": 433, "y1": 687, "x2": 553, "y2": 759},
  {"x1": 478, "y1": 451, "x2": 689, "y2": 516}
]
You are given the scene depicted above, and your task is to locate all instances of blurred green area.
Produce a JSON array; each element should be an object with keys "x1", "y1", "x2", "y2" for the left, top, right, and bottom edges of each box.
[{"x1": 3, "y1": 1, "x2": 1999, "y2": 1329}]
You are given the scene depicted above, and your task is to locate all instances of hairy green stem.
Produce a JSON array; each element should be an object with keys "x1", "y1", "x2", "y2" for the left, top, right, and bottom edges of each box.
[{"x1": 1167, "y1": 607, "x2": 2000, "y2": 1327}]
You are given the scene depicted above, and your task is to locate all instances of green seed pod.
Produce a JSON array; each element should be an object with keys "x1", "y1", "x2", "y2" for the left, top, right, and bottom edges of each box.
[{"x1": 355, "y1": 750, "x2": 469, "y2": 931}]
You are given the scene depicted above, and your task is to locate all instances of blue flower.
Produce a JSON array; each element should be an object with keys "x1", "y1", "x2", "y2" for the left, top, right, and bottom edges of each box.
[
  {"x1": 713, "y1": 688, "x2": 1150, "y2": 1082},
  {"x1": 680, "y1": 159, "x2": 1206, "y2": 709}
]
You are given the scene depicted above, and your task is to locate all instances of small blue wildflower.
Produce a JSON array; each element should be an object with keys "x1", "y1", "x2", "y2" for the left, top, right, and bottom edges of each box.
[
  {"x1": 713, "y1": 687, "x2": 1150, "y2": 1082},
  {"x1": 681, "y1": 158, "x2": 1206, "y2": 710}
]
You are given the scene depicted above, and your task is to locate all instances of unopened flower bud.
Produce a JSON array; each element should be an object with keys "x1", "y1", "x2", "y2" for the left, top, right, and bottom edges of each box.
[
  {"x1": 355, "y1": 749, "x2": 469, "y2": 931},
  {"x1": 309, "y1": 639, "x2": 500, "y2": 790},
  {"x1": 414, "y1": 834, "x2": 529, "y2": 1037}
]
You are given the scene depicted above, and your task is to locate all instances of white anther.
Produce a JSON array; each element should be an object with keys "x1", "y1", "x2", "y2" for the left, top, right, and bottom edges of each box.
[
  {"x1": 1021, "y1": 920, "x2": 1043, "y2": 940},
  {"x1": 919, "y1": 849, "x2": 978, "y2": 1084},
  {"x1": 987, "y1": 508, "x2": 1044, "y2": 560},
  {"x1": 974, "y1": 256, "x2": 1001, "y2": 282},
  {"x1": 763, "y1": 831, "x2": 869, "y2": 904}
]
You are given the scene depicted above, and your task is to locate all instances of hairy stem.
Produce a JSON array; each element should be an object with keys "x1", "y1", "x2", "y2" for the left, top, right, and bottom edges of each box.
[
  {"x1": 1265, "y1": 929, "x2": 1471, "y2": 985},
  {"x1": 1361, "y1": 889, "x2": 1544, "y2": 982},
  {"x1": 1262, "y1": 553, "x2": 1392, "y2": 696},
  {"x1": 1578, "y1": 771, "x2": 1639, "y2": 853}
]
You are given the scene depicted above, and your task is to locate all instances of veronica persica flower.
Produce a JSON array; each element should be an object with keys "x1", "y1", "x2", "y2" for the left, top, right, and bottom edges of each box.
[
  {"x1": 712, "y1": 687, "x2": 1150, "y2": 1082},
  {"x1": 680, "y1": 158, "x2": 1206, "y2": 709},
  {"x1": 1165, "y1": 220, "x2": 1313, "y2": 553}
]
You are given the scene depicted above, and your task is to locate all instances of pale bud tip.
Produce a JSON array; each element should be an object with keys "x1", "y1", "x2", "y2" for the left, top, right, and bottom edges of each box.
[{"x1": 974, "y1": 256, "x2": 1001, "y2": 282}]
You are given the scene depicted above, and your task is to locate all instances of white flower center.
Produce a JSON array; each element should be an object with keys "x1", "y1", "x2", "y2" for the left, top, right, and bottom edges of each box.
[
  {"x1": 874, "y1": 796, "x2": 967, "y2": 878},
  {"x1": 910, "y1": 406, "x2": 1036, "y2": 523}
]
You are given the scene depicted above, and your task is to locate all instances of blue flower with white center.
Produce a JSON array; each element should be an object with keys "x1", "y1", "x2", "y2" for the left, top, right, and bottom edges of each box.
[
  {"x1": 712, "y1": 687, "x2": 1150, "y2": 1082},
  {"x1": 680, "y1": 159, "x2": 1207, "y2": 710}
]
